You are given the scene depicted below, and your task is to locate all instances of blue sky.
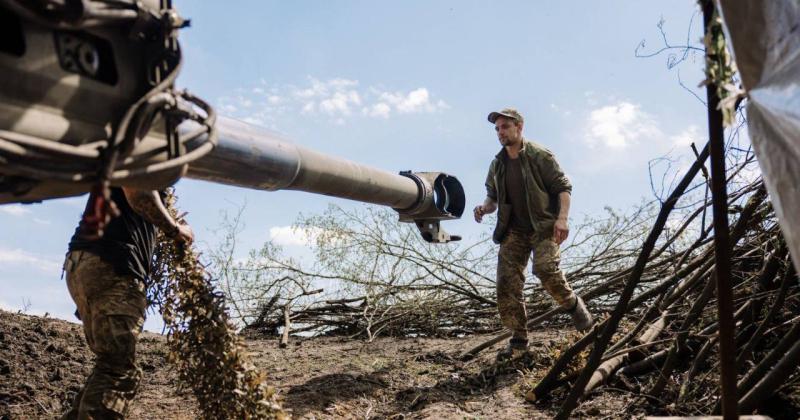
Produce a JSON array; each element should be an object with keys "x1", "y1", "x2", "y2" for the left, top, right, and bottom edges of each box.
[{"x1": 1, "y1": 1, "x2": 714, "y2": 329}]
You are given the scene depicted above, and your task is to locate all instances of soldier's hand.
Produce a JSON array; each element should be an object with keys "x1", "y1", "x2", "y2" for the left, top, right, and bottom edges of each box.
[
  {"x1": 175, "y1": 222, "x2": 194, "y2": 244},
  {"x1": 553, "y1": 218, "x2": 569, "y2": 245},
  {"x1": 473, "y1": 205, "x2": 486, "y2": 223}
]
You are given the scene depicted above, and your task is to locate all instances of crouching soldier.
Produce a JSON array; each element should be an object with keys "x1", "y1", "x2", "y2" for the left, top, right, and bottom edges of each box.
[{"x1": 61, "y1": 187, "x2": 193, "y2": 419}]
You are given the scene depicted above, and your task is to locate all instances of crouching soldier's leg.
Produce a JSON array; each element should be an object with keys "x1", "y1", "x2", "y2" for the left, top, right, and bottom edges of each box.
[
  {"x1": 532, "y1": 239, "x2": 593, "y2": 331},
  {"x1": 496, "y1": 230, "x2": 533, "y2": 359},
  {"x1": 62, "y1": 251, "x2": 147, "y2": 420}
]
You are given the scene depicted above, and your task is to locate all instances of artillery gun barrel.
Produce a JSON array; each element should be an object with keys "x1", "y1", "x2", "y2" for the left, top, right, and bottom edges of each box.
[
  {"x1": 186, "y1": 117, "x2": 419, "y2": 210},
  {"x1": 184, "y1": 116, "x2": 464, "y2": 242}
]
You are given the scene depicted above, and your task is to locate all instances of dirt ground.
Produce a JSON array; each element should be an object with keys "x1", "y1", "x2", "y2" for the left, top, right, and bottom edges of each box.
[{"x1": 0, "y1": 309, "x2": 651, "y2": 419}]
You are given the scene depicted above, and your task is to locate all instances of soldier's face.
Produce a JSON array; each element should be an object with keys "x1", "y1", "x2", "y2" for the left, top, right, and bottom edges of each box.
[{"x1": 495, "y1": 117, "x2": 522, "y2": 146}]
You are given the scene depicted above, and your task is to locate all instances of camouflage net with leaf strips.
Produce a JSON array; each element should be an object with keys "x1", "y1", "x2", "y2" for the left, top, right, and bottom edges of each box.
[
  {"x1": 149, "y1": 190, "x2": 285, "y2": 419},
  {"x1": 701, "y1": 6, "x2": 740, "y2": 127}
]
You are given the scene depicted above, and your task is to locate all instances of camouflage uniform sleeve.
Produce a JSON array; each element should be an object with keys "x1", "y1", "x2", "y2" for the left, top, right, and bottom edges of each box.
[
  {"x1": 540, "y1": 151, "x2": 572, "y2": 195},
  {"x1": 485, "y1": 161, "x2": 498, "y2": 201}
]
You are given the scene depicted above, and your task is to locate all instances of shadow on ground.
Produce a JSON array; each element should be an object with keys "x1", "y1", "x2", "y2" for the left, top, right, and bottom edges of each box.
[
  {"x1": 392, "y1": 350, "x2": 540, "y2": 413},
  {"x1": 285, "y1": 372, "x2": 389, "y2": 416}
]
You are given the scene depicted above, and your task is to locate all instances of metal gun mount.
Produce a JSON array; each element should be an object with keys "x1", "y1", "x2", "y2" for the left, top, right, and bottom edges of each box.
[
  {"x1": 0, "y1": 1, "x2": 465, "y2": 243},
  {"x1": 397, "y1": 171, "x2": 464, "y2": 243}
]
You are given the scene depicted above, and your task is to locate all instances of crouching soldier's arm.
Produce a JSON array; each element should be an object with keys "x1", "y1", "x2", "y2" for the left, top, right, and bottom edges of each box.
[{"x1": 122, "y1": 188, "x2": 194, "y2": 243}]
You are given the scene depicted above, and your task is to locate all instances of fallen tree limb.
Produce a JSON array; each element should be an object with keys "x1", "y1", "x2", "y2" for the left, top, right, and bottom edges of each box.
[
  {"x1": 585, "y1": 312, "x2": 670, "y2": 395},
  {"x1": 739, "y1": 336, "x2": 800, "y2": 413}
]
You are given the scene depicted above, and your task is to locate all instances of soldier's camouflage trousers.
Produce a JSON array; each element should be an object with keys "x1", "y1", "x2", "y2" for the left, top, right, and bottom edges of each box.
[
  {"x1": 497, "y1": 229, "x2": 577, "y2": 340},
  {"x1": 61, "y1": 251, "x2": 147, "y2": 420}
]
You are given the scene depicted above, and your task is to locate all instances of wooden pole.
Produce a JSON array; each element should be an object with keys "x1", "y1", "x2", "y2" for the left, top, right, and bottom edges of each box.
[{"x1": 700, "y1": 1, "x2": 738, "y2": 418}]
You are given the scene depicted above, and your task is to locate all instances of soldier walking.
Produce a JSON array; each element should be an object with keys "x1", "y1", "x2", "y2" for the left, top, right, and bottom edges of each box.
[
  {"x1": 61, "y1": 187, "x2": 193, "y2": 419},
  {"x1": 473, "y1": 108, "x2": 593, "y2": 360}
]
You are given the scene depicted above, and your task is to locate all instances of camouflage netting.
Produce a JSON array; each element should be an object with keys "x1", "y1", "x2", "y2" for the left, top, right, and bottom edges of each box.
[{"x1": 149, "y1": 190, "x2": 285, "y2": 420}]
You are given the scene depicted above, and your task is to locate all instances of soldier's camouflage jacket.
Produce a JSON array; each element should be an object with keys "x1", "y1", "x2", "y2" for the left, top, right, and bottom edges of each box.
[{"x1": 485, "y1": 140, "x2": 572, "y2": 244}]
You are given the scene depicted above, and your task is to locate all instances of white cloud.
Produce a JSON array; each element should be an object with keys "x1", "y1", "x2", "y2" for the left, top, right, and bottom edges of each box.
[
  {"x1": 670, "y1": 124, "x2": 702, "y2": 148},
  {"x1": 0, "y1": 205, "x2": 31, "y2": 216},
  {"x1": 585, "y1": 101, "x2": 660, "y2": 149},
  {"x1": 363, "y1": 102, "x2": 391, "y2": 118},
  {"x1": 577, "y1": 99, "x2": 715, "y2": 175},
  {"x1": 294, "y1": 77, "x2": 341, "y2": 99},
  {"x1": 319, "y1": 91, "x2": 361, "y2": 116},
  {"x1": 0, "y1": 248, "x2": 61, "y2": 273},
  {"x1": 217, "y1": 78, "x2": 448, "y2": 126},
  {"x1": 377, "y1": 88, "x2": 449, "y2": 114},
  {"x1": 269, "y1": 226, "x2": 329, "y2": 246},
  {"x1": 296, "y1": 79, "x2": 361, "y2": 118}
]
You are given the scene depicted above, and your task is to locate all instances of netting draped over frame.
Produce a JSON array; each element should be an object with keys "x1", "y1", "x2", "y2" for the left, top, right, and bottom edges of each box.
[{"x1": 717, "y1": 0, "x2": 800, "y2": 274}]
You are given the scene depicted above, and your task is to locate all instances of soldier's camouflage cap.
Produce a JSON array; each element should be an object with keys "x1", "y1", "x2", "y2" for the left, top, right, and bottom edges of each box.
[{"x1": 487, "y1": 108, "x2": 524, "y2": 124}]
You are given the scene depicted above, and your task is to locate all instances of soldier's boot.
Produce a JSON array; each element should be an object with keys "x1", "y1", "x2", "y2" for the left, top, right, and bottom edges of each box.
[
  {"x1": 569, "y1": 296, "x2": 593, "y2": 332},
  {"x1": 496, "y1": 338, "x2": 529, "y2": 361}
]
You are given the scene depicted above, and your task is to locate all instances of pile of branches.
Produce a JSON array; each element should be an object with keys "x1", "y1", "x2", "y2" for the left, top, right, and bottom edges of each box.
[
  {"x1": 149, "y1": 191, "x2": 285, "y2": 420},
  {"x1": 520, "y1": 178, "x2": 799, "y2": 417},
  {"x1": 211, "y1": 203, "x2": 502, "y2": 341}
]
